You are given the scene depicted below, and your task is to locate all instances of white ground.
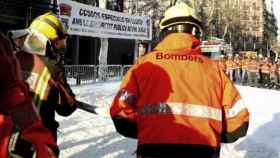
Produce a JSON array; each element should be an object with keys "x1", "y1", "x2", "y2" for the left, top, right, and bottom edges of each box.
[{"x1": 57, "y1": 81, "x2": 280, "y2": 158}]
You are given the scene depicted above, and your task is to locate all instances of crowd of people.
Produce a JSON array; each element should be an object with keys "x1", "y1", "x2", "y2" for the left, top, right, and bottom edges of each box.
[{"x1": 217, "y1": 53, "x2": 280, "y2": 89}]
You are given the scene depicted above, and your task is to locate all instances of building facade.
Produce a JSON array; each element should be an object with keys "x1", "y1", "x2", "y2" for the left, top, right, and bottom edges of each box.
[
  {"x1": 239, "y1": 0, "x2": 265, "y2": 51},
  {"x1": 196, "y1": 0, "x2": 277, "y2": 54},
  {"x1": 123, "y1": 0, "x2": 277, "y2": 53}
]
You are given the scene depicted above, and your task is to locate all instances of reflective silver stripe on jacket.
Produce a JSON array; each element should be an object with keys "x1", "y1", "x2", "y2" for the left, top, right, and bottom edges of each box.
[
  {"x1": 139, "y1": 102, "x2": 222, "y2": 121},
  {"x1": 117, "y1": 90, "x2": 137, "y2": 106},
  {"x1": 225, "y1": 99, "x2": 247, "y2": 118},
  {"x1": 139, "y1": 100, "x2": 247, "y2": 121}
]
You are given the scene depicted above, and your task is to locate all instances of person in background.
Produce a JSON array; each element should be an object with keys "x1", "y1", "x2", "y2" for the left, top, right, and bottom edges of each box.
[
  {"x1": 225, "y1": 53, "x2": 234, "y2": 81},
  {"x1": 247, "y1": 55, "x2": 259, "y2": 87},
  {"x1": 268, "y1": 60, "x2": 277, "y2": 89},
  {"x1": 276, "y1": 59, "x2": 280, "y2": 89},
  {"x1": 233, "y1": 54, "x2": 241, "y2": 83},
  {"x1": 241, "y1": 54, "x2": 250, "y2": 85},
  {"x1": 259, "y1": 57, "x2": 271, "y2": 88},
  {"x1": 138, "y1": 41, "x2": 148, "y2": 57},
  {"x1": 110, "y1": 3, "x2": 249, "y2": 158}
]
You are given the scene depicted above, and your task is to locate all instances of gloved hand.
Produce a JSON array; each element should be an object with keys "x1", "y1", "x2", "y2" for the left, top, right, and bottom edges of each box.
[
  {"x1": 48, "y1": 76, "x2": 79, "y2": 116},
  {"x1": 55, "y1": 80, "x2": 79, "y2": 116},
  {"x1": 48, "y1": 66, "x2": 78, "y2": 109}
]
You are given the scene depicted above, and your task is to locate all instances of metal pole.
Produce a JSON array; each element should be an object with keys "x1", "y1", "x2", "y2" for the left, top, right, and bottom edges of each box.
[
  {"x1": 244, "y1": 32, "x2": 247, "y2": 51},
  {"x1": 134, "y1": 1, "x2": 139, "y2": 62},
  {"x1": 267, "y1": 40, "x2": 269, "y2": 57},
  {"x1": 229, "y1": 31, "x2": 232, "y2": 46}
]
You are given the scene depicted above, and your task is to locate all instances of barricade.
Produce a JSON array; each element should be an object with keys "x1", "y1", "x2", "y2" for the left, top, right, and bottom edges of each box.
[{"x1": 65, "y1": 65, "x2": 132, "y2": 86}]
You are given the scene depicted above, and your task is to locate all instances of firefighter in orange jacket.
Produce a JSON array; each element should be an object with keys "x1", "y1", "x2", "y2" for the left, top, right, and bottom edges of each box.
[
  {"x1": 110, "y1": 3, "x2": 249, "y2": 158},
  {"x1": 0, "y1": 33, "x2": 58, "y2": 158},
  {"x1": 9, "y1": 12, "x2": 79, "y2": 156},
  {"x1": 225, "y1": 53, "x2": 235, "y2": 81},
  {"x1": 241, "y1": 55, "x2": 250, "y2": 85},
  {"x1": 247, "y1": 56, "x2": 259, "y2": 87},
  {"x1": 260, "y1": 57, "x2": 271, "y2": 88},
  {"x1": 233, "y1": 54, "x2": 241, "y2": 83}
]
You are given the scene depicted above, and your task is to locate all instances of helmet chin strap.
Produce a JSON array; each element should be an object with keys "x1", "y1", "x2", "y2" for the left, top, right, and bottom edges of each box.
[{"x1": 165, "y1": 24, "x2": 202, "y2": 40}]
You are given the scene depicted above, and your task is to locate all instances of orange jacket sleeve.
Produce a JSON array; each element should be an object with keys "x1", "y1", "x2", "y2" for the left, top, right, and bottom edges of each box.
[
  {"x1": 110, "y1": 65, "x2": 139, "y2": 139},
  {"x1": 220, "y1": 70, "x2": 249, "y2": 143}
]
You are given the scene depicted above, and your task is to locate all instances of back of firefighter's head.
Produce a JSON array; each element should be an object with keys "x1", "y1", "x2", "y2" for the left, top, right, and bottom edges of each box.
[
  {"x1": 159, "y1": 3, "x2": 202, "y2": 39},
  {"x1": 29, "y1": 12, "x2": 68, "y2": 53}
]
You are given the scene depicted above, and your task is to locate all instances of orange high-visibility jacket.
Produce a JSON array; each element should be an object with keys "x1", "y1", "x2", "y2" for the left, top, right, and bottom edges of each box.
[
  {"x1": 110, "y1": 33, "x2": 249, "y2": 158},
  {"x1": 260, "y1": 62, "x2": 271, "y2": 74},
  {"x1": 247, "y1": 60, "x2": 259, "y2": 73},
  {"x1": 241, "y1": 59, "x2": 250, "y2": 69},
  {"x1": 225, "y1": 59, "x2": 235, "y2": 70},
  {"x1": 270, "y1": 64, "x2": 277, "y2": 74},
  {"x1": 16, "y1": 51, "x2": 77, "y2": 142},
  {"x1": 233, "y1": 59, "x2": 241, "y2": 69}
]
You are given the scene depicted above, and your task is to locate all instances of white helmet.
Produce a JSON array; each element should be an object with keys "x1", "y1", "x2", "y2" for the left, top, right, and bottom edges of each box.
[{"x1": 159, "y1": 3, "x2": 202, "y2": 35}]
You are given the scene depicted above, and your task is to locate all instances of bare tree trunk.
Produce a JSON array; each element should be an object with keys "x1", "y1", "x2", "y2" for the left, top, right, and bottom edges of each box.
[
  {"x1": 98, "y1": 0, "x2": 108, "y2": 80},
  {"x1": 206, "y1": 0, "x2": 215, "y2": 26},
  {"x1": 223, "y1": 24, "x2": 229, "y2": 39}
]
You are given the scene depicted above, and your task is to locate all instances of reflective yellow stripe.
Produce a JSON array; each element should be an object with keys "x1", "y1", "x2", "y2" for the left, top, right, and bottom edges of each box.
[
  {"x1": 225, "y1": 99, "x2": 247, "y2": 118},
  {"x1": 33, "y1": 67, "x2": 51, "y2": 109},
  {"x1": 33, "y1": 68, "x2": 47, "y2": 104},
  {"x1": 139, "y1": 102, "x2": 222, "y2": 121}
]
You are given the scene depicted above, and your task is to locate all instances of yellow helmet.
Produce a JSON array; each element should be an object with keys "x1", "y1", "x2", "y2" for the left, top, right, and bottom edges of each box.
[
  {"x1": 159, "y1": 3, "x2": 202, "y2": 32},
  {"x1": 29, "y1": 12, "x2": 67, "y2": 41}
]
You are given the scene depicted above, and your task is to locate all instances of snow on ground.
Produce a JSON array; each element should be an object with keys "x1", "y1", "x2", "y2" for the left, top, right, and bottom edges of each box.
[{"x1": 57, "y1": 81, "x2": 280, "y2": 158}]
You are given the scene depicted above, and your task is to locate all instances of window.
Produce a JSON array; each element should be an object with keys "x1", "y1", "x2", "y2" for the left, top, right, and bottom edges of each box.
[
  {"x1": 107, "y1": 0, "x2": 123, "y2": 12},
  {"x1": 252, "y1": 2, "x2": 257, "y2": 10},
  {"x1": 252, "y1": 14, "x2": 258, "y2": 21}
]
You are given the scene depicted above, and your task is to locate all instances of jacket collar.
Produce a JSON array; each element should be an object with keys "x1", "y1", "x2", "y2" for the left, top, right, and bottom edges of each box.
[{"x1": 154, "y1": 33, "x2": 201, "y2": 55}]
